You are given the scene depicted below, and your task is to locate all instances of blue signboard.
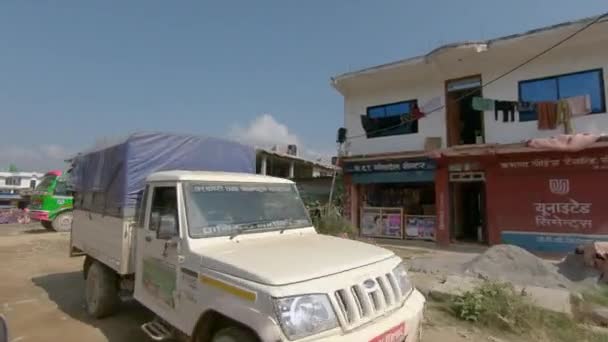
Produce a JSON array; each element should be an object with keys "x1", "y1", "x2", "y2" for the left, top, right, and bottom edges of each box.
[
  {"x1": 345, "y1": 158, "x2": 436, "y2": 184},
  {"x1": 344, "y1": 158, "x2": 436, "y2": 174},
  {"x1": 501, "y1": 231, "x2": 608, "y2": 253}
]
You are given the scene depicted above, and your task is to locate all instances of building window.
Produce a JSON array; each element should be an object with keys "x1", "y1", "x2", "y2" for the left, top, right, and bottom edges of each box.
[
  {"x1": 518, "y1": 68, "x2": 606, "y2": 122},
  {"x1": 362, "y1": 100, "x2": 419, "y2": 138},
  {"x1": 5, "y1": 177, "x2": 21, "y2": 186}
]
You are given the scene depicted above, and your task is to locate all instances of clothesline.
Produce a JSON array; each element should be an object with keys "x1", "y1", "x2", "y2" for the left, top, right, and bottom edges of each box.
[{"x1": 472, "y1": 94, "x2": 592, "y2": 133}]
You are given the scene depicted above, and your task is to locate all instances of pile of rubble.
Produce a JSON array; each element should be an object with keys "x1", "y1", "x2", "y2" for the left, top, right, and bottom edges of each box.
[{"x1": 463, "y1": 244, "x2": 572, "y2": 289}]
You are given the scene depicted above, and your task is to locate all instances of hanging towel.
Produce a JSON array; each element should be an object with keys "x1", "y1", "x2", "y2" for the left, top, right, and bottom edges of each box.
[
  {"x1": 517, "y1": 101, "x2": 535, "y2": 112},
  {"x1": 472, "y1": 97, "x2": 495, "y2": 112},
  {"x1": 557, "y1": 99, "x2": 573, "y2": 134},
  {"x1": 537, "y1": 102, "x2": 558, "y2": 130},
  {"x1": 411, "y1": 104, "x2": 425, "y2": 120},
  {"x1": 565, "y1": 95, "x2": 592, "y2": 116},
  {"x1": 494, "y1": 101, "x2": 516, "y2": 122}
]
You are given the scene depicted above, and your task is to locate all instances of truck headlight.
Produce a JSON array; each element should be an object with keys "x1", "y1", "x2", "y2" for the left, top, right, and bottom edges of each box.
[
  {"x1": 274, "y1": 294, "x2": 338, "y2": 340},
  {"x1": 392, "y1": 262, "x2": 413, "y2": 297}
]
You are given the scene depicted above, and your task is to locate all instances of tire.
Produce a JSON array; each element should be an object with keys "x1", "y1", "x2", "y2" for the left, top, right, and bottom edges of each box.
[
  {"x1": 51, "y1": 211, "x2": 73, "y2": 232},
  {"x1": 211, "y1": 327, "x2": 258, "y2": 342},
  {"x1": 85, "y1": 261, "x2": 120, "y2": 318},
  {"x1": 41, "y1": 220, "x2": 54, "y2": 230}
]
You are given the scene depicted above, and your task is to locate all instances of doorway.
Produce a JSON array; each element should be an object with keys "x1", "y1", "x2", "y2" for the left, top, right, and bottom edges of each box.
[
  {"x1": 450, "y1": 180, "x2": 487, "y2": 243},
  {"x1": 446, "y1": 76, "x2": 484, "y2": 146}
]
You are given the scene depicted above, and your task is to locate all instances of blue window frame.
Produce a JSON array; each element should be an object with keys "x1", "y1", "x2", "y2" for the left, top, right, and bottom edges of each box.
[
  {"x1": 365, "y1": 100, "x2": 418, "y2": 137},
  {"x1": 518, "y1": 68, "x2": 606, "y2": 121}
]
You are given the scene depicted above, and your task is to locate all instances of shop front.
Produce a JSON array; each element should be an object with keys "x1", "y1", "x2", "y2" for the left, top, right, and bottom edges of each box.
[
  {"x1": 485, "y1": 148, "x2": 608, "y2": 253},
  {"x1": 343, "y1": 157, "x2": 437, "y2": 241}
]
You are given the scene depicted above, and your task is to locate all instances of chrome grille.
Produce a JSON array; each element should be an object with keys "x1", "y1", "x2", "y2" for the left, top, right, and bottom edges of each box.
[{"x1": 334, "y1": 273, "x2": 404, "y2": 328}]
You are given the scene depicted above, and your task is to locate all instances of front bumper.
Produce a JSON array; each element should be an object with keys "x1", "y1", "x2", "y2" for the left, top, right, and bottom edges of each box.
[
  {"x1": 303, "y1": 289, "x2": 425, "y2": 342},
  {"x1": 29, "y1": 210, "x2": 49, "y2": 222}
]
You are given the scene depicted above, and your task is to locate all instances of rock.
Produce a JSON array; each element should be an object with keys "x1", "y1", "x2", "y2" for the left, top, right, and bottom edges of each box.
[
  {"x1": 429, "y1": 275, "x2": 481, "y2": 301},
  {"x1": 590, "y1": 306, "x2": 608, "y2": 326},
  {"x1": 519, "y1": 286, "x2": 573, "y2": 317}
]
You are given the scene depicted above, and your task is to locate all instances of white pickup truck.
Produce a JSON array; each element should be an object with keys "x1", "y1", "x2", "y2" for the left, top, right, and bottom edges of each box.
[{"x1": 71, "y1": 170, "x2": 425, "y2": 342}]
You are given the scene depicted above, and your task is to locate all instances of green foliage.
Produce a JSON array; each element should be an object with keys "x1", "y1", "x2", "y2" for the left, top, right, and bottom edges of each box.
[
  {"x1": 304, "y1": 198, "x2": 354, "y2": 237},
  {"x1": 583, "y1": 285, "x2": 608, "y2": 307},
  {"x1": 452, "y1": 282, "x2": 537, "y2": 333},
  {"x1": 451, "y1": 281, "x2": 608, "y2": 342},
  {"x1": 8, "y1": 164, "x2": 18, "y2": 172}
]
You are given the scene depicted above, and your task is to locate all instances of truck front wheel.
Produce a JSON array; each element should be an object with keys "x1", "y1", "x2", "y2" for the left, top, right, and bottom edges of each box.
[
  {"x1": 51, "y1": 211, "x2": 73, "y2": 232},
  {"x1": 211, "y1": 327, "x2": 258, "y2": 342},
  {"x1": 85, "y1": 261, "x2": 120, "y2": 318},
  {"x1": 41, "y1": 221, "x2": 53, "y2": 230}
]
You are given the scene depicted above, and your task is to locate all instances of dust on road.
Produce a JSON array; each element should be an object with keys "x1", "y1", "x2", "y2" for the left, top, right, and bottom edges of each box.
[{"x1": 0, "y1": 223, "x2": 152, "y2": 342}]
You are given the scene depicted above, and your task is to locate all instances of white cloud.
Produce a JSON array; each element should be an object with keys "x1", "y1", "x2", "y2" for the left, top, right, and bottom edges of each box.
[
  {"x1": 229, "y1": 114, "x2": 334, "y2": 164},
  {"x1": 0, "y1": 144, "x2": 72, "y2": 172},
  {"x1": 229, "y1": 114, "x2": 300, "y2": 147}
]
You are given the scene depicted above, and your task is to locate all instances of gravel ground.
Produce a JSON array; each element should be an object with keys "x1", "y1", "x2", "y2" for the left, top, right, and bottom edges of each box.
[
  {"x1": 0, "y1": 223, "x2": 152, "y2": 342},
  {"x1": 0, "y1": 223, "x2": 523, "y2": 342}
]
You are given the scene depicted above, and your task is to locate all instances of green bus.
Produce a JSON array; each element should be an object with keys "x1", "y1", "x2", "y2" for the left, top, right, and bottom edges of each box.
[{"x1": 29, "y1": 170, "x2": 73, "y2": 231}]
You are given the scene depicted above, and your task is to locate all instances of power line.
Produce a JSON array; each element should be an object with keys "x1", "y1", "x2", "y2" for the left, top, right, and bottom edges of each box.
[{"x1": 346, "y1": 12, "x2": 608, "y2": 141}]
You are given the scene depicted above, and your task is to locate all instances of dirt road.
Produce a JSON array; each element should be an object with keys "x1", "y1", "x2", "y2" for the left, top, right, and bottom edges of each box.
[
  {"x1": 0, "y1": 223, "x2": 152, "y2": 342},
  {"x1": 0, "y1": 223, "x2": 495, "y2": 342}
]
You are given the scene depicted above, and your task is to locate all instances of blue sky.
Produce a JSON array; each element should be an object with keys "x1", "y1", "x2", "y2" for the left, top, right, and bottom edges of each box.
[{"x1": 1, "y1": 1, "x2": 606, "y2": 170}]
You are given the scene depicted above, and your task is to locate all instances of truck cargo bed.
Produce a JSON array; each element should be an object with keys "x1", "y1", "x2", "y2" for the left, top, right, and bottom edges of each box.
[{"x1": 71, "y1": 210, "x2": 136, "y2": 275}]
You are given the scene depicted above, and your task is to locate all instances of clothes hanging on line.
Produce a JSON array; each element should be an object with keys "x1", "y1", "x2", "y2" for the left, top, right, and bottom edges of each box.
[
  {"x1": 566, "y1": 95, "x2": 592, "y2": 117},
  {"x1": 537, "y1": 102, "x2": 558, "y2": 130},
  {"x1": 411, "y1": 104, "x2": 425, "y2": 120},
  {"x1": 471, "y1": 97, "x2": 495, "y2": 111},
  {"x1": 494, "y1": 101, "x2": 516, "y2": 122},
  {"x1": 557, "y1": 99, "x2": 574, "y2": 134}
]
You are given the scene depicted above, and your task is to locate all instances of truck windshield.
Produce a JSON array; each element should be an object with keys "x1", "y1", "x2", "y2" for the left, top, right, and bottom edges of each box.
[
  {"x1": 185, "y1": 182, "x2": 311, "y2": 238},
  {"x1": 35, "y1": 175, "x2": 56, "y2": 192}
]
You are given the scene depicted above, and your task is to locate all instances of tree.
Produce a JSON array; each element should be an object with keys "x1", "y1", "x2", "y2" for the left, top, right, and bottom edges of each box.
[{"x1": 8, "y1": 164, "x2": 18, "y2": 172}]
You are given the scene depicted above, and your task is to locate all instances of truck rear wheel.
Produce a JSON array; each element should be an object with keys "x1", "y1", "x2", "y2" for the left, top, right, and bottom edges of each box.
[
  {"x1": 211, "y1": 327, "x2": 258, "y2": 342},
  {"x1": 51, "y1": 211, "x2": 73, "y2": 232},
  {"x1": 85, "y1": 261, "x2": 120, "y2": 318}
]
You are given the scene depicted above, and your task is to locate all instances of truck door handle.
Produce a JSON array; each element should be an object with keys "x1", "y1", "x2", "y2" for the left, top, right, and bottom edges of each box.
[{"x1": 145, "y1": 236, "x2": 152, "y2": 242}]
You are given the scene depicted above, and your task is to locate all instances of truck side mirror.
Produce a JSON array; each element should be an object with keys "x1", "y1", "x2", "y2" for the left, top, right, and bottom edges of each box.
[
  {"x1": 157, "y1": 213, "x2": 178, "y2": 240},
  {"x1": 0, "y1": 315, "x2": 8, "y2": 342}
]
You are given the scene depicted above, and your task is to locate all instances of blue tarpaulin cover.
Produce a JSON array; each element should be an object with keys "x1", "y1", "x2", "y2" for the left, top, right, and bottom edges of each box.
[{"x1": 70, "y1": 132, "x2": 255, "y2": 217}]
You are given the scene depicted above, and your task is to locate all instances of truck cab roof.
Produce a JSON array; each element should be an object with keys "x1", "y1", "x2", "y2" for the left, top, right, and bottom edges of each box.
[{"x1": 146, "y1": 170, "x2": 295, "y2": 184}]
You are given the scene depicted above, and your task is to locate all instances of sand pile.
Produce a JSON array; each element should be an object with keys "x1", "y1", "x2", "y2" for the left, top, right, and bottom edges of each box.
[{"x1": 463, "y1": 244, "x2": 572, "y2": 289}]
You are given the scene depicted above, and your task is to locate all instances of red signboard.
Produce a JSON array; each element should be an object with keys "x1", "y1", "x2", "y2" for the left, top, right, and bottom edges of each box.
[{"x1": 492, "y1": 168, "x2": 608, "y2": 235}]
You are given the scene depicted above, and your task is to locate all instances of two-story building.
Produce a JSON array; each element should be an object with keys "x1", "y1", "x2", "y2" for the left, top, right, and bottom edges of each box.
[{"x1": 332, "y1": 15, "x2": 608, "y2": 252}]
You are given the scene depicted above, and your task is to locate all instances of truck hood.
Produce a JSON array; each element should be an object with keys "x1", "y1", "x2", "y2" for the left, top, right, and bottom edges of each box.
[{"x1": 196, "y1": 233, "x2": 394, "y2": 286}]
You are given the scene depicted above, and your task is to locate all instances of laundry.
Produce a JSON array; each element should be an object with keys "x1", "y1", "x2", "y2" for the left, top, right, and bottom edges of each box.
[
  {"x1": 410, "y1": 104, "x2": 425, "y2": 120},
  {"x1": 517, "y1": 101, "x2": 535, "y2": 112},
  {"x1": 494, "y1": 101, "x2": 516, "y2": 122},
  {"x1": 557, "y1": 99, "x2": 573, "y2": 134},
  {"x1": 566, "y1": 95, "x2": 592, "y2": 116},
  {"x1": 537, "y1": 101, "x2": 558, "y2": 130},
  {"x1": 472, "y1": 97, "x2": 495, "y2": 111}
]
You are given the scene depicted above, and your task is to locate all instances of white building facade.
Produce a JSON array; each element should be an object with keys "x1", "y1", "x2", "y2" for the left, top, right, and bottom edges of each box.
[
  {"x1": 0, "y1": 172, "x2": 44, "y2": 193},
  {"x1": 331, "y1": 15, "x2": 608, "y2": 252},
  {"x1": 334, "y1": 17, "x2": 608, "y2": 155}
]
